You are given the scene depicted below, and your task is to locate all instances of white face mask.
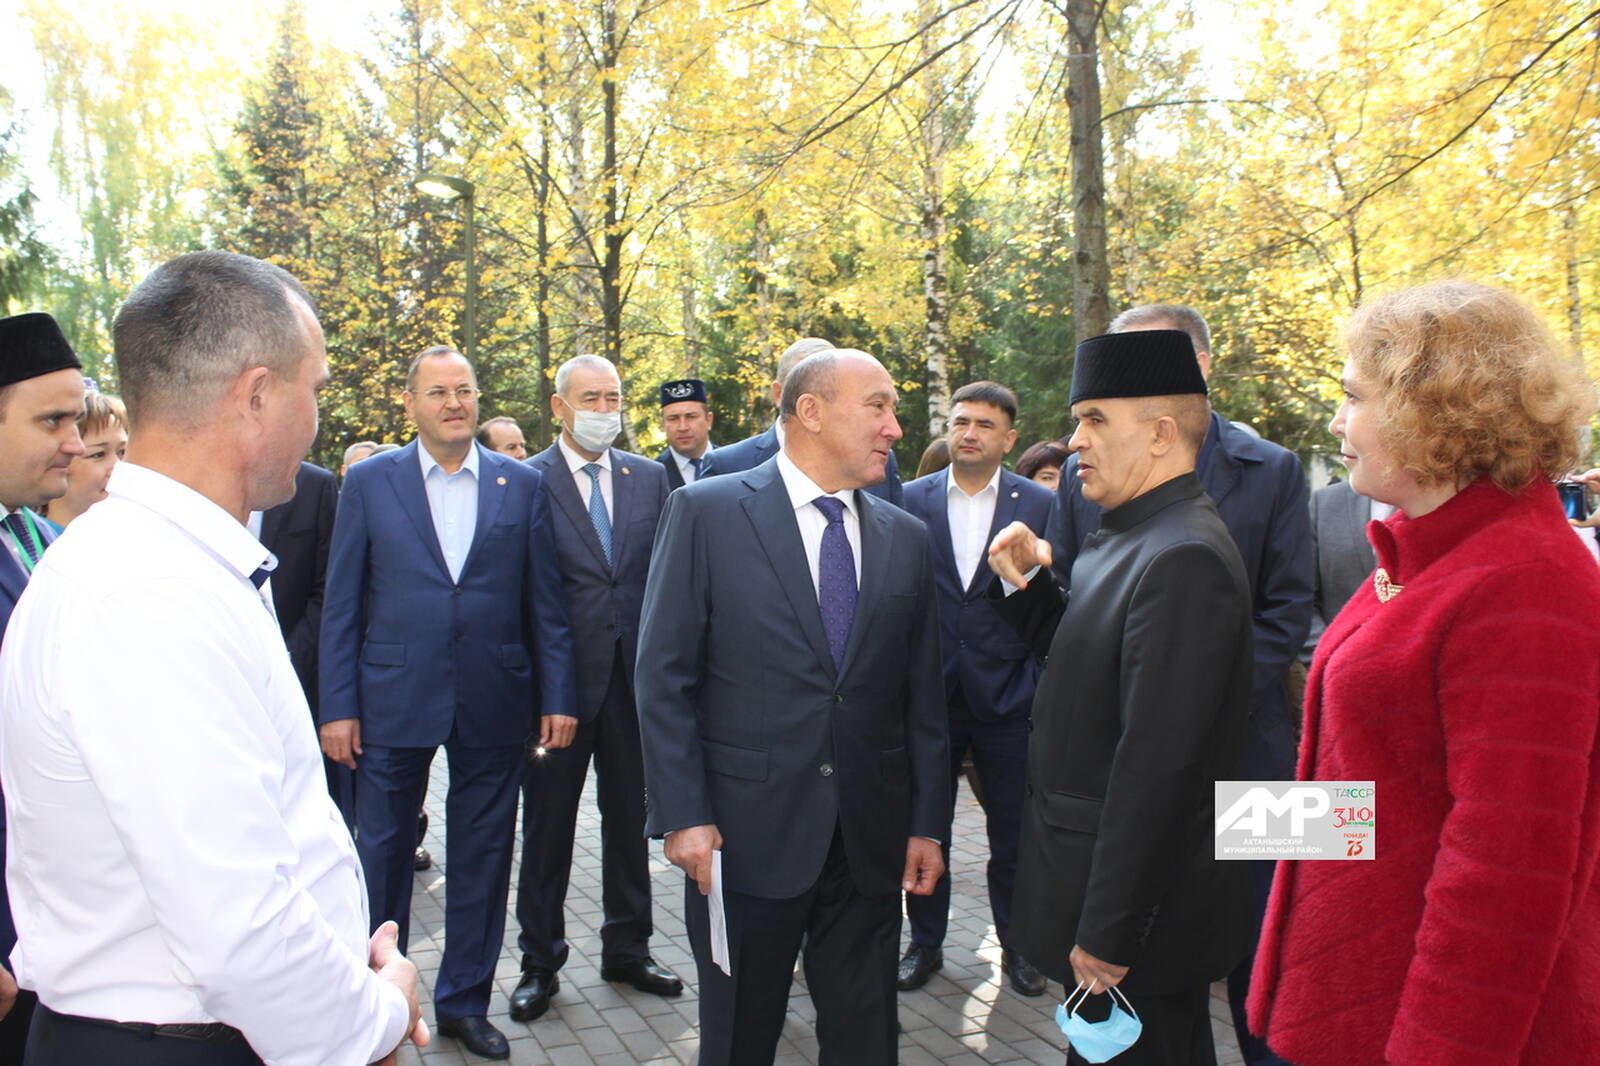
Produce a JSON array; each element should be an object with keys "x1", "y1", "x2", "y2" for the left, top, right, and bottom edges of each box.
[{"x1": 569, "y1": 408, "x2": 622, "y2": 453}]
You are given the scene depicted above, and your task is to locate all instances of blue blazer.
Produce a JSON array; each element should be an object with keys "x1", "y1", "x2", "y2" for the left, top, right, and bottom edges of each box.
[
  {"x1": 319, "y1": 442, "x2": 578, "y2": 748},
  {"x1": 902, "y1": 469, "x2": 1053, "y2": 723},
  {"x1": 0, "y1": 511, "x2": 58, "y2": 965},
  {"x1": 527, "y1": 444, "x2": 668, "y2": 717},
  {"x1": 703, "y1": 425, "x2": 904, "y2": 507},
  {"x1": 1045, "y1": 413, "x2": 1313, "y2": 777}
]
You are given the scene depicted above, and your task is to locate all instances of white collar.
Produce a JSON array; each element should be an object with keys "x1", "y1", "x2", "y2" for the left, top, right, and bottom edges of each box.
[
  {"x1": 946, "y1": 465, "x2": 1002, "y2": 501},
  {"x1": 418, "y1": 440, "x2": 481, "y2": 480},
  {"x1": 776, "y1": 449, "x2": 857, "y2": 521},
  {"x1": 559, "y1": 434, "x2": 612, "y2": 474},
  {"x1": 107, "y1": 463, "x2": 274, "y2": 581}
]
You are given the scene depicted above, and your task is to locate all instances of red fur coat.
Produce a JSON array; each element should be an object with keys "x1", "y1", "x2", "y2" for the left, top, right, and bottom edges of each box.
[{"x1": 1248, "y1": 477, "x2": 1600, "y2": 1066}]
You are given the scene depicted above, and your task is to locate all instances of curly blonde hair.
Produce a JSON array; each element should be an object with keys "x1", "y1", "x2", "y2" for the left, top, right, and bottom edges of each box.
[{"x1": 1345, "y1": 280, "x2": 1594, "y2": 493}]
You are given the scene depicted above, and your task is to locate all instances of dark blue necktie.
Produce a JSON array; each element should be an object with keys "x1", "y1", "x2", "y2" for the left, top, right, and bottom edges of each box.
[
  {"x1": 813, "y1": 496, "x2": 857, "y2": 671},
  {"x1": 584, "y1": 463, "x2": 613, "y2": 566},
  {"x1": 688, "y1": 455, "x2": 703, "y2": 481},
  {"x1": 2, "y1": 512, "x2": 41, "y2": 569}
]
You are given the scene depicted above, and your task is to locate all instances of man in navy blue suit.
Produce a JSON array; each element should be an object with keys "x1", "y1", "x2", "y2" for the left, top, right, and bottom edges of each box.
[
  {"x1": 702, "y1": 338, "x2": 904, "y2": 506},
  {"x1": 1044, "y1": 304, "x2": 1311, "y2": 1066},
  {"x1": 511, "y1": 355, "x2": 682, "y2": 1023},
  {"x1": 898, "y1": 381, "x2": 1053, "y2": 999},
  {"x1": 320, "y1": 345, "x2": 577, "y2": 1061},
  {"x1": 0, "y1": 312, "x2": 85, "y2": 1058}
]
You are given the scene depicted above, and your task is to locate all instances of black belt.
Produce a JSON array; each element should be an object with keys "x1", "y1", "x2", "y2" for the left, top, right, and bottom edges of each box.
[{"x1": 51, "y1": 1008, "x2": 247, "y2": 1044}]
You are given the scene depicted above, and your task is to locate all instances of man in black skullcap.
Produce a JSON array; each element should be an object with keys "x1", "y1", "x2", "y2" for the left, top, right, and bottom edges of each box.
[
  {"x1": 655, "y1": 377, "x2": 715, "y2": 490},
  {"x1": 0, "y1": 311, "x2": 85, "y2": 1054},
  {"x1": 988, "y1": 330, "x2": 1253, "y2": 1066}
]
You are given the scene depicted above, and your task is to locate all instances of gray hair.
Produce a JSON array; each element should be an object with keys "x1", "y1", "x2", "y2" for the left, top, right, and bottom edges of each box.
[
  {"x1": 112, "y1": 251, "x2": 316, "y2": 427},
  {"x1": 1109, "y1": 304, "x2": 1212, "y2": 359},
  {"x1": 776, "y1": 338, "x2": 833, "y2": 387},
  {"x1": 554, "y1": 354, "x2": 618, "y2": 398},
  {"x1": 369, "y1": 443, "x2": 401, "y2": 455},
  {"x1": 780, "y1": 349, "x2": 847, "y2": 420},
  {"x1": 342, "y1": 440, "x2": 378, "y2": 464}
]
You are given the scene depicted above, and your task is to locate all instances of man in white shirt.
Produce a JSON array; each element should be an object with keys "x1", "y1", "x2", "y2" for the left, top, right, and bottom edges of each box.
[
  {"x1": 654, "y1": 377, "x2": 714, "y2": 489},
  {"x1": 0, "y1": 251, "x2": 425, "y2": 1065},
  {"x1": 897, "y1": 381, "x2": 1055, "y2": 998}
]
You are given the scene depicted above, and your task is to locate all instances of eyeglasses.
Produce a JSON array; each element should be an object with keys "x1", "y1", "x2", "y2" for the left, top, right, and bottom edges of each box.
[{"x1": 417, "y1": 386, "x2": 481, "y2": 405}]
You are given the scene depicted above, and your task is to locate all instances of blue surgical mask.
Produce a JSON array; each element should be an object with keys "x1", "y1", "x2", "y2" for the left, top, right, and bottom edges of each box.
[{"x1": 1055, "y1": 983, "x2": 1142, "y2": 1063}]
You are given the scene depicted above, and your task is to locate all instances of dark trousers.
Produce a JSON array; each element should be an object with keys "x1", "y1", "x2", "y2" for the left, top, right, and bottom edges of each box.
[
  {"x1": 906, "y1": 698, "x2": 1028, "y2": 950},
  {"x1": 356, "y1": 741, "x2": 522, "y2": 1022},
  {"x1": 1226, "y1": 858, "x2": 1291, "y2": 1066},
  {"x1": 324, "y1": 756, "x2": 356, "y2": 831},
  {"x1": 1066, "y1": 983, "x2": 1214, "y2": 1066},
  {"x1": 0, "y1": 987, "x2": 35, "y2": 1062},
  {"x1": 687, "y1": 826, "x2": 899, "y2": 1066},
  {"x1": 516, "y1": 648, "x2": 651, "y2": 970},
  {"x1": 25, "y1": 1005, "x2": 264, "y2": 1066}
]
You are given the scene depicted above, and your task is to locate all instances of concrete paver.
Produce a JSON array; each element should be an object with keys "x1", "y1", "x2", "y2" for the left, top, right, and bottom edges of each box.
[{"x1": 396, "y1": 757, "x2": 1244, "y2": 1065}]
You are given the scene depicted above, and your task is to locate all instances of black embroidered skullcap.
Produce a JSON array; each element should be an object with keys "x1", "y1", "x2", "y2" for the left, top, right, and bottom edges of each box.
[
  {"x1": 0, "y1": 313, "x2": 82, "y2": 388},
  {"x1": 659, "y1": 378, "x2": 708, "y2": 406},
  {"x1": 1069, "y1": 329, "x2": 1206, "y2": 406}
]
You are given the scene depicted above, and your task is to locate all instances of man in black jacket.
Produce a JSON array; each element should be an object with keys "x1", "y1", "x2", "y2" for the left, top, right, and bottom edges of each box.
[{"x1": 990, "y1": 330, "x2": 1252, "y2": 1066}]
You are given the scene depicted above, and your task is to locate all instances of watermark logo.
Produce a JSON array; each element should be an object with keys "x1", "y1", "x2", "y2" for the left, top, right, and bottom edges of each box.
[{"x1": 1214, "y1": 781, "x2": 1374, "y2": 860}]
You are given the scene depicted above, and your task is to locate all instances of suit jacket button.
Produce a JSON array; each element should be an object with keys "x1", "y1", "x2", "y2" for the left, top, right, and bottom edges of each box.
[
  {"x1": 453, "y1": 586, "x2": 463, "y2": 595},
  {"x1": 833, "y1": 694, "x2": 843, "y2": 704},
  {"x1": 819, "y1": 764, "x2": 834, "y2": 777}
]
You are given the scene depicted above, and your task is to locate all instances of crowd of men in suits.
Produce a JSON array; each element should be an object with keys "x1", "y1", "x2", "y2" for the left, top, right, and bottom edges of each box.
[{"x1": 0, "y1": 248, "x2": 1355, "y2": 1066}]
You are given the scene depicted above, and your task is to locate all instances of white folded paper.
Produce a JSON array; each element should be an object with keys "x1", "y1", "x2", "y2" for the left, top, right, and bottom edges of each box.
[{"x1": 709, "y1": 849, "x2": 731, "y2": 976}]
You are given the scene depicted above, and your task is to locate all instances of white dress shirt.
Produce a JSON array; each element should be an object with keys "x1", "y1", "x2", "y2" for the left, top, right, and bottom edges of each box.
[
  {"x1": 0, "y1": 462, "x2": 409, "y2": 1066},
  {"x1": 560, "y1": 434, "x2": 614, "y2": 518},
  {"x1": 946, "y1": 467, "x2": 1001, "y2": 590},
  {"x1": 776, "y1": 448, "x2": 862, "y2": 593},
  {"x1": 670, "y1": 442, "x2": 713, "y2": 484},
  {"x1": 420, "y1": 440, "x2": 480, "y2": 582}
]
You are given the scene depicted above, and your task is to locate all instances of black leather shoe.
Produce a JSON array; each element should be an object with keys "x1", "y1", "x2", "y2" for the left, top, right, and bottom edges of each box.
[
  {"x1": 600, "y1": 956, "x2": 684, "y2": 996},
  {"x1": 1003, "y1": 949, "x2": 1046, "y2": 997},
  {"x1": 508, "y1": 967, "x2": 558, "y2": 1022},
  {"x1": 438, "y1": 1015, "x2": 510, "y2": 1060},
  {"x1": 896, "y1": 945, "x2": 943, "y2": 991},
  {"x1": 414, "y1": 847, "x2": 432, "y2": 871}
]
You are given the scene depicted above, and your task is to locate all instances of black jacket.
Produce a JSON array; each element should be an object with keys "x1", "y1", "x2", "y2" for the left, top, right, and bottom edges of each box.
[{"x1": 996, "y1": 473, "x2": 1253, "y2": 992}]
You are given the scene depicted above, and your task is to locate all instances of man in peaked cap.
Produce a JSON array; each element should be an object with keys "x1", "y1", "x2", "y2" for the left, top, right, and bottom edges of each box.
[
  {"x1": 655, "y1": 377, "x2": 715, "y2": 490},
  {"x1": 0, "y1": 311, "x2": 85, "y2": 1054},
  {"x1": 988, "y1": 330, "x2": 1254, "y2": 1065}
]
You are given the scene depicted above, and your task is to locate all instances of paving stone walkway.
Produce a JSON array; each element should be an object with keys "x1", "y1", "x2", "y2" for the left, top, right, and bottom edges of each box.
[{"x1": 396, "y1": 756, "x2": 1244, "y2": 1066}]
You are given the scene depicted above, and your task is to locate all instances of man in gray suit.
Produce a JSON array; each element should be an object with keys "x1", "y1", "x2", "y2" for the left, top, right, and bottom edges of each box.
[
  {"x1": 1301, "y1": 479, "x2": 1385, "y2": 661},
  {"x1": 513, "y1": 356, "x2": 682, "y2": 1023},
  {"x1": 637, "y1": 349, "x2": 948, "y2": 1066}
]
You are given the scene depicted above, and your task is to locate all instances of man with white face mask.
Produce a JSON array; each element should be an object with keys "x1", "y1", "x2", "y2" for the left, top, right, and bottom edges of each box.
[{"x1": 512, "y1": 355, "x2": 682, "y2": 1023}]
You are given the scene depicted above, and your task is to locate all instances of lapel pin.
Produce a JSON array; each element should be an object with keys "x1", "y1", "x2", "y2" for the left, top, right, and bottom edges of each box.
[
  {"x1": 621, "y1": 466, "x2": 630, "y2": 475},
  {"x1": 497, "y1": 477, "x2": 507, "y2": 486},
  {"x1": 1010, "y1": 490, "x2": 1019, "y2": 498}
]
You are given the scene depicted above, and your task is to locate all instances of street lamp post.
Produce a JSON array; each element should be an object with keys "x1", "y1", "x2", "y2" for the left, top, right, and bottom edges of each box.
[{"x1": 413, "y1": 173, "x2": 477, "y2": 364}]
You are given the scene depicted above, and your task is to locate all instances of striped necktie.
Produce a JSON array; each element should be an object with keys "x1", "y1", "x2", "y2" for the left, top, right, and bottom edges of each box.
[
  {"x1": 2, "y1": 512, "x2": 42, "y2": 569},
  {"x1": 584, "y1": 463, "x2": 613, "y2": 566}
]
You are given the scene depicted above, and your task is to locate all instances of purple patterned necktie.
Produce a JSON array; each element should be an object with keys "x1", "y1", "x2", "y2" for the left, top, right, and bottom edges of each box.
[{"x1": 812, "y1": 496, "x2": 857, "y2": 671}]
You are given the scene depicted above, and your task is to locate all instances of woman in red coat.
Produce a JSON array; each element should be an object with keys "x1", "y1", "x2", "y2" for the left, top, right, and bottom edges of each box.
[{"x1": 1248, "y1": 280, "x2": 1600, "y2": 1066}]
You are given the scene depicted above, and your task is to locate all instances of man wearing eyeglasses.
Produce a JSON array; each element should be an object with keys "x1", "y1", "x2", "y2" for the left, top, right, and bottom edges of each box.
[{"x1": 320, "y1": 345, "x2": 578, "y2": 1061}]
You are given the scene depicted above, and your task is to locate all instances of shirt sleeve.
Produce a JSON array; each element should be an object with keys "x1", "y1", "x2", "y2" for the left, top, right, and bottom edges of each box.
[{"x1": 64, "y1": 581, "x2": 411, "y2": 1066}]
